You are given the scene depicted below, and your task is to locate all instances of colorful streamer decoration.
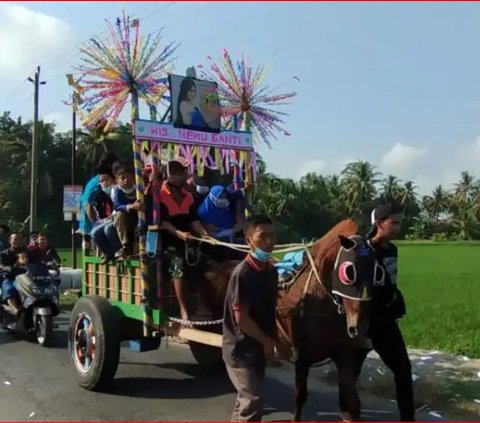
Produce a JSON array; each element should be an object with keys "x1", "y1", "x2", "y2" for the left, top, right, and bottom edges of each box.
[
  {"x1": 199, "y1": 49, "x2": 297, "y2": 147},
  {"x1": 72, "y1": 11, "x2": 179, "y2": 133}
]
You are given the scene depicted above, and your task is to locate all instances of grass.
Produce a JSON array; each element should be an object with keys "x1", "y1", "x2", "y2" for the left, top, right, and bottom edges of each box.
[{"x1": 398, "y1": 243, "x2": 480, "y2": 358}]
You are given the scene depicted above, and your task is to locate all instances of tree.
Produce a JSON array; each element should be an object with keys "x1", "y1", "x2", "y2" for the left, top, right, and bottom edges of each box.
[
  {"x1": 380, "y1": 175, "x2": 402, "y2": 203},
  {"x1": 340, "y1": 160, "x2": 380, "y2": 229}
]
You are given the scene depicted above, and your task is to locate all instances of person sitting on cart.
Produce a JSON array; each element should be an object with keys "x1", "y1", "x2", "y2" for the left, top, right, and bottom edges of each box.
[
  {"x1": 159, "y1": 159, "x2": 209, "y2": 324},
  {"x1": 88, "y1": 166, "x2": 121, "y2": 263},
  {"x1": 78, "y1": 152, "x2": 119, "y2": 250},
  {"x1": 198, "y1": 185, "x2": 244, "y2": 242},
  {"x1": 112, "y1": 162, "x2": 142, "y2": 260},
  {"x1": 0, "y1": 235, "x2": 28, "y2": 315},
  {"x1": 197, "y1": 186, "x2": 247, "y2": 262},
  {"x1": 186, "y1": 173, "x2": 210, "y2": 207}
]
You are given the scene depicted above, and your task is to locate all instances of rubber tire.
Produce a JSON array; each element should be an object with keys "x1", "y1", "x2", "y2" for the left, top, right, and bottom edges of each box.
[
  {"x1": 189, "y1": 341, "x2": 224, "y2": 370},
  {"x1": 36, "y1": 315, "x2": 53, "y2": 347},
  {"x1": 68, "y1": 296, "x2": 121, "y2": 391}
]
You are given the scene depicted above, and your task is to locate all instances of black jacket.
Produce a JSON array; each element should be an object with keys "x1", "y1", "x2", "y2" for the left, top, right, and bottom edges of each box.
[{"x1": 370, "y1": 241, "x2": 406, "y2": 320}]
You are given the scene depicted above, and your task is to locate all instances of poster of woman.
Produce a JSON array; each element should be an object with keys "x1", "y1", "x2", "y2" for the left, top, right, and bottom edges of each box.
[{"x1": 169, "y1": 74, "x2": 221, "y2": 133}]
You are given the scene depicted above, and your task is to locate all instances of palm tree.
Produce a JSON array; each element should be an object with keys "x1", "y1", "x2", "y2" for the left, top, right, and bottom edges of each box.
[
  {"x1": 450, "y1": 171, "x2": 478, "y2": 239},
  {"x1": 340, "y1": 161, "x2": 381, "y2": 224},
  {"x1": 381, "y1": 175, "x2": 402, "y2": 202},
  {"x1": 429, "y1": 185, "x2": 449, "y2": 220},
  {"x1": 453, "y1": 171, "x2": 476, "y2": 205},
  {"x1": 399, "y1": 180, "x2": 419, "y2": 208}
]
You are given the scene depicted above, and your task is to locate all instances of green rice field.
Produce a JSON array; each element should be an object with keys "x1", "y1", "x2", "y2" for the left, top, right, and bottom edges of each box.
[
  {"x1": 396, "y1": 242, "x2": 480, "y2": 358},
  {"x1": 57, "y1": 242, "x2": 480, "y2": 357}
]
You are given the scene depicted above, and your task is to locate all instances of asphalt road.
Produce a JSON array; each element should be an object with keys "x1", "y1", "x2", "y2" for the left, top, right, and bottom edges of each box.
[{"x1": 0, "y1": 313, "x2": 468, "y2": 422}]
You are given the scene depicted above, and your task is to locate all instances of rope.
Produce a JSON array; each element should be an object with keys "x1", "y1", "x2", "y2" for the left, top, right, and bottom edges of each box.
[{"x1": 190, "y1": 235, "x2": 314, "y2": 255}]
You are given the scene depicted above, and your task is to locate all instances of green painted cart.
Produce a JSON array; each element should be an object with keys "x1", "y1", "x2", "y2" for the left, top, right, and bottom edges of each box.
[{"x1": 68, "y1": 117, "x2": 255, "y2": 391}]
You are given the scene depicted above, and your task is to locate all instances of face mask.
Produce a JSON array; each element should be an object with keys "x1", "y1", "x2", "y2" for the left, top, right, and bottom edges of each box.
[
  {"x1": 196, "y1": 185, "x2": 209, "y2": 195},
  {"x1": 121, "y1": 185, "x2": 135, "y2": 195},
  {"x1": 102, "y1": 186, "x2": 112, "y2": 195},
  {"x1": 251, "y1": 248, "x2": 271, "y2": 263},
  {"x1": 214, "y1": 198, "x2": 230, "y2": 209}
]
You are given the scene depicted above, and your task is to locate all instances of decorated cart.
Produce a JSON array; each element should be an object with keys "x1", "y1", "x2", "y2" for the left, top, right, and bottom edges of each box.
[{"x1": 66, "y1": 13, "x2": 296, "y2": 391}]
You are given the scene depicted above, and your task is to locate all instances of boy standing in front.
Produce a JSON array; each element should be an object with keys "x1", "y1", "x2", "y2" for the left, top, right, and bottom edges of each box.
[{"x1": 222, "y1": 215, "x2": 278, "y2": 422}]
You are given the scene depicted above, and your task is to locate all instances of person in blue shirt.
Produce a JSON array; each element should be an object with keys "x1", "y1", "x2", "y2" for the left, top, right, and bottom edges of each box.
[
  {"x1": 198, "y1": 185, "x2": 237, "y2": 242},
  {"x1": 198, "y1": 185, "x2": 246, "y2": 262},
  {"x1": 78, "y1": 152, "x2": 119, "y2": 250},
  {"x1": 112, "y1": 163, "x2": 142, "y2": 259}
]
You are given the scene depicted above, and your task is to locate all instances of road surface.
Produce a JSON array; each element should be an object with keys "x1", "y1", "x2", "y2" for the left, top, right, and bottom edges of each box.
[{"x1": 0, "y1": 313, "x2": 471, "y2": 421}]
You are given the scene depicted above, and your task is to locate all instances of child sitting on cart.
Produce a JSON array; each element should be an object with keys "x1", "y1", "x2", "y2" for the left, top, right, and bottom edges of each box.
[{"x1": 112, "y1": 163, "x2": 142, "y2": 259}]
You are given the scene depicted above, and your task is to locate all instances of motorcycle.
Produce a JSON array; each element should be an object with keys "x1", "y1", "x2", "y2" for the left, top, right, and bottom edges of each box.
[{"x1": 0, "y1": 261, "x2": 60, "y2": 346}]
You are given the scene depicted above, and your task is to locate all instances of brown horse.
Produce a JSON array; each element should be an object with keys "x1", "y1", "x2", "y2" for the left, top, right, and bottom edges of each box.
[{"x1": 201, "y1": 219, "x2": 383, "y2": 421}]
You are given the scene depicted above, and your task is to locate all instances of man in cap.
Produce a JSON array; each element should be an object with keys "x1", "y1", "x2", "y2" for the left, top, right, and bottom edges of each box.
[
  {"x1": 360, "y1": 201, "x2": 415, "y2": 422},
  {"x1": 159, "y1": 159, "x2": 209, "y2": 324}
]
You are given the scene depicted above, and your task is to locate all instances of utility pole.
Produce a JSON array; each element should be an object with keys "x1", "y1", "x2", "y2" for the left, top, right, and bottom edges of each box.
[
  {"x1": 71, "y1": 108, "x2": 77, "y2": 269},
  {"x1": 28, "y1": 66, "x2": 46, "y2": 232}
]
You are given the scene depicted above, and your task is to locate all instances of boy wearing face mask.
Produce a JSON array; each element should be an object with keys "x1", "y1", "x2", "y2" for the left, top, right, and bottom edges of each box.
[
  {"x1": 222, "y1": 215, "x2": 278, "y2": 422},
  {"x1": 187, "y1": 174, "x2": 210, "y2": 207},
  {"x1": 159, "y1": 160, "x2": 209, "y2": 324},
  {"x1": 112, "y1": 163, "x2": 142, "y2": 259}
]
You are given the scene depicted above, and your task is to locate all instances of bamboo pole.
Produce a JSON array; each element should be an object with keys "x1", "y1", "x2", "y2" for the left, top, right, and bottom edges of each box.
[{"x1": 131, "y1": 89, "x2": 152, "y2": 337}]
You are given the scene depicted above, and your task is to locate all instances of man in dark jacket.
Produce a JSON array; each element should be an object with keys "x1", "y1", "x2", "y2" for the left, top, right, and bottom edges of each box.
[{"x1": 358, "y1": 202, "x2": 415, "y2": 422}]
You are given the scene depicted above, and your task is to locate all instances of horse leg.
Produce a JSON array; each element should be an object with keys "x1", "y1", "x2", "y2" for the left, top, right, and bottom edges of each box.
[
  {"x1": 292, "y1": 360, "x2": 311, "y2": 422},
  {"x1": 335, "y1": 351, "x2": 367, "y2": 422}
]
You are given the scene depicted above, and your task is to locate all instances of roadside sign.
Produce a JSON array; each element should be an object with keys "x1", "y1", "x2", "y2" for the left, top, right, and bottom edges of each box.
[{"x1": 63, "y1": 185, "x2": 83, "y2": 213}]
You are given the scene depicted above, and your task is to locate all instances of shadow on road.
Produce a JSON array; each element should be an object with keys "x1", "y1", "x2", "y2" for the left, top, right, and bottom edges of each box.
[
  {"x1": 0, "y1": 329, "x2": 20, "y2": 346},
  {"x1": 112, "y1": 362, "x2": 234, "y2": 399},
  {"x1": 112, "y1": 360, "x2": 337, "y2": 421}
]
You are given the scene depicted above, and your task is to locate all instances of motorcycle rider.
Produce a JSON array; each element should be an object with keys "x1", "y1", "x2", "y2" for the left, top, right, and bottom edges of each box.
[{"x1": 0, "y1": 233, "x2": 27, "y2": 315}]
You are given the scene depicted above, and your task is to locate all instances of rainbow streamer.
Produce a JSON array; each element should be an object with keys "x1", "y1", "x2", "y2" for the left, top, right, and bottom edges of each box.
[
  {"x1": 72, "y1": 11, "x2": 179, "y2": 133},
  {"x1": 199, "y1": 49, "x2": 297, "y2": 147},
  {"x1": 133, "y1": 132, "x2": 152, "y2": 336},
  {"x1": 151, "y1": 142, "x2": 162, "y2": 313}
]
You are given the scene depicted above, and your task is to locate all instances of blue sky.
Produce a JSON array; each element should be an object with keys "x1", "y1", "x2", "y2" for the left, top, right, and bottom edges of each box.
[{"x1": 2, "y1": 1, "x2": 480, "y2": 194}]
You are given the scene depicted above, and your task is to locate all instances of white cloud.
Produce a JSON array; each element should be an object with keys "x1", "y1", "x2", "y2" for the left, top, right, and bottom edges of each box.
[
  {"x1": 43, "y1": 111, "x2": 71, "y2": 133},
  {"x1": 0, "y1": 4, "x2": 72, "y2": 77},
  {"x1": 296, "y1": 159, "x2": 326, "y2": 179},
  {"x1": 381, "y1": 142, "x2": 428, "y2": 176},
  {"x1": 469, "y1": 135, "x2": 480, "y2": 162}
]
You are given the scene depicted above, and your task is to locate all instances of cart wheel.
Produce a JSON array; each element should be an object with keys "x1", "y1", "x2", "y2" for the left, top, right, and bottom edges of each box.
[{"x1": 68, "y1": 296, "x2": 122, "y2": 391}]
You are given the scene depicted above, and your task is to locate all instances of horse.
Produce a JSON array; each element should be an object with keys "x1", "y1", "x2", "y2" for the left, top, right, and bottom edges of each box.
[{"x1": 200, "y1": 219, "x2": 384, "y2": 421}]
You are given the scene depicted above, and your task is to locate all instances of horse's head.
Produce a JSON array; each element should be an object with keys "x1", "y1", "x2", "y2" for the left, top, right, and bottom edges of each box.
[{"x1": 331, "y1": 234, "x2": 383, "y2": 338}]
